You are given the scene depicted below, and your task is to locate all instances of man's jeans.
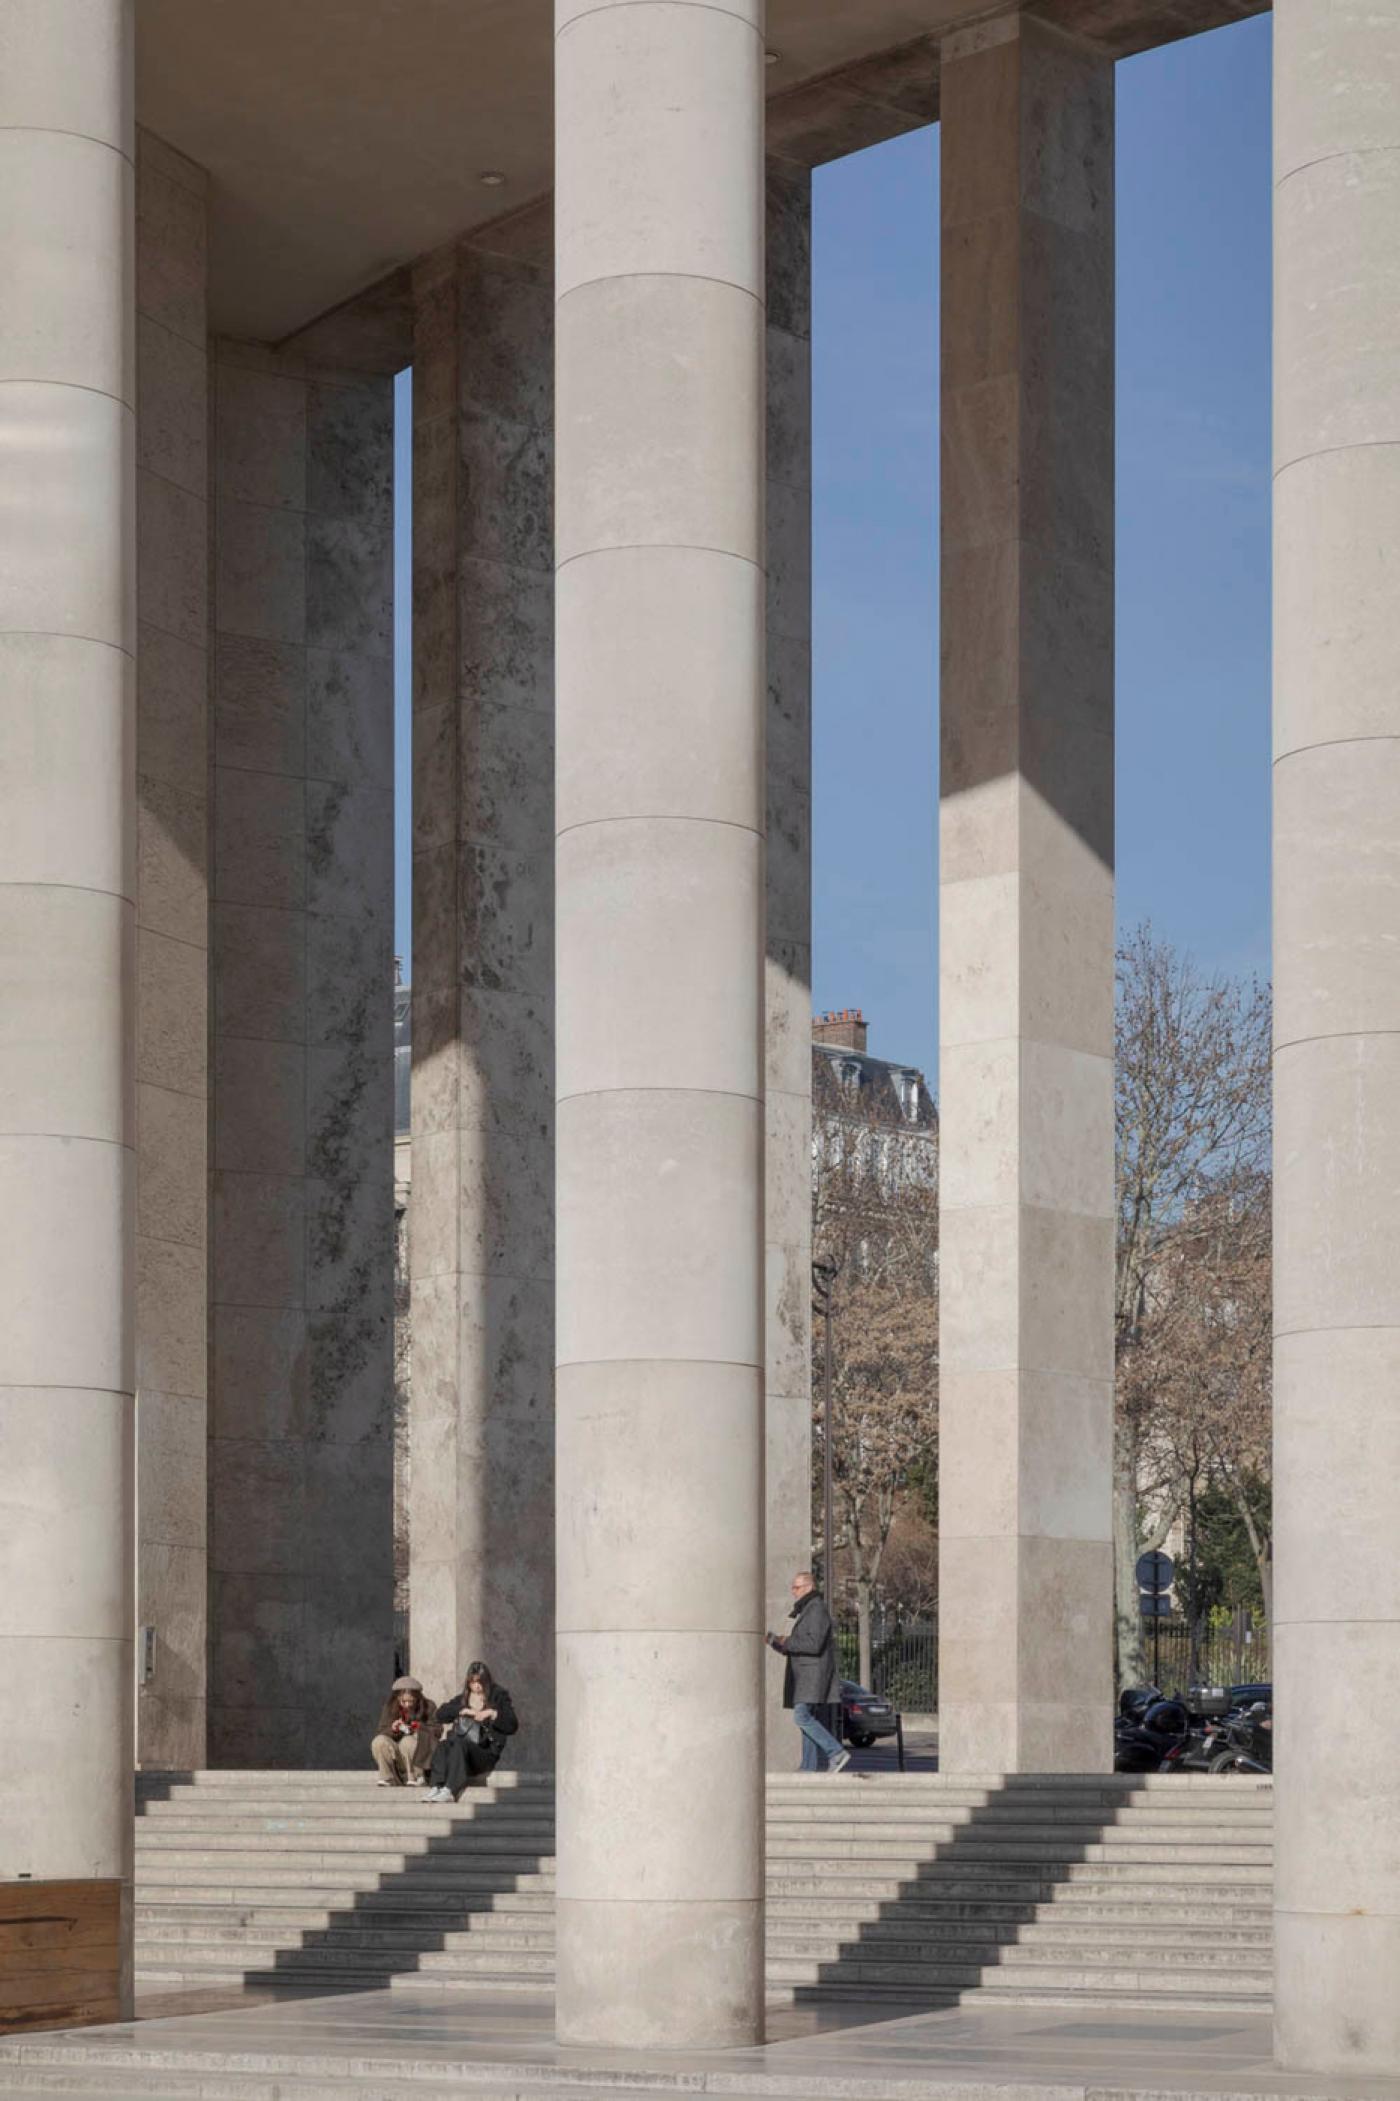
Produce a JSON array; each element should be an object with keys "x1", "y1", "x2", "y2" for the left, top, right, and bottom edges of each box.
[{"x1": 794, "y1": 1701, "x2": 844, "y2": 1770}]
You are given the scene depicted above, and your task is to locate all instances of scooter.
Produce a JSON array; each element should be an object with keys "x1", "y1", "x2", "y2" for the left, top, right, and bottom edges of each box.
[{"x1": 1114, "y1": 1692, "x2": 1194, "y2": 1772}]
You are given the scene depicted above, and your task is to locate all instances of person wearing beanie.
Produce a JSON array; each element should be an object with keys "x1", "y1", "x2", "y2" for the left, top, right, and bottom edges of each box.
[{"x1": 370, "y1": 1675, "x2": 440, "y2": 1786}]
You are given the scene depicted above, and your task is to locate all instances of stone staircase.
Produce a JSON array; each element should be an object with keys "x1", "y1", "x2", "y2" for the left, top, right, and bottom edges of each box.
[{"x1": 125, "y1": 1769, "x2": 1274, "y2": 2013}]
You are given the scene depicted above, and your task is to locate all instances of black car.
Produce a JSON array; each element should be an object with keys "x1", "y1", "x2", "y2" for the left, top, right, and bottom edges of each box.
[{"x1": 840, "y1": 1679, "x2": 897, "y2": 1747}]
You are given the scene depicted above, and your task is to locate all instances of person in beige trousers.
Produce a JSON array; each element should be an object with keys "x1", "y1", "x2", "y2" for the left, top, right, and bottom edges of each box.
[{"x1": 370, "y1": 1675, "x2": 440, "y2": 1785}]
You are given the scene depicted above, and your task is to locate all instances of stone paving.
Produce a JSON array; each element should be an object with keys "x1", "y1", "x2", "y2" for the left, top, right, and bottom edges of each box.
[{"x1": 2, "y1": 1986, "x2": 1399, "y2": 2101}]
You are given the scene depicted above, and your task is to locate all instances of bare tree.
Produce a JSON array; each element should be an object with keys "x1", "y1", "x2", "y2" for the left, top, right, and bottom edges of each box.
[
  {"x1": 1148, "y1": 1169, "x2": 1273, "y2": 1630},
  {"x1": 1114, "y1": 926, "x2": 1271, "y2": 1684},
  {"x1": 812, "y1": 1083, "x2": 939, "y2": 1687}
]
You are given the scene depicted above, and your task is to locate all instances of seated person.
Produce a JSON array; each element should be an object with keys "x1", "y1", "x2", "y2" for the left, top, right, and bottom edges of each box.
[
  {"x1": 424, "y1": 1660, "x2": 518, "y2": 1801},
  {"x1": 371, "y1": 1674, "x2": 439, "y2": 1786}
]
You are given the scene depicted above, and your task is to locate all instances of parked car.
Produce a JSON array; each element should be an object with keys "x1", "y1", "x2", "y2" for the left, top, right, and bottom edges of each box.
[{"x1": 840, "y1": 1680, "x2": 898, "y2": 1748}]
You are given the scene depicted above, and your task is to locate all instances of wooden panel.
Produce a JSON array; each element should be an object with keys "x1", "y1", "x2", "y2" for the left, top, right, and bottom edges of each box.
[{"x1": 0, "y1": 1881, "x2": 124, "y2": 2033}]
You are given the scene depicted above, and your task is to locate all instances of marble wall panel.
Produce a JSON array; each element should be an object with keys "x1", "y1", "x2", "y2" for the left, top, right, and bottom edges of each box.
[
  {"x1": 763, "y1": 157, "x2": 813, "y2": 1770},
  {"x1": 409, "y1": 234, "x2": 556, "y2": 1746},
  {"x1": 208, "y1": 335, "x2": 394, "y2": 1767}
]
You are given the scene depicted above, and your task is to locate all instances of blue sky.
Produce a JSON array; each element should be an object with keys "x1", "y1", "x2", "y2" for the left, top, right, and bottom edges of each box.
[{"x1": 394, "y1": 13, "x2": 1273, "y2": 1087}]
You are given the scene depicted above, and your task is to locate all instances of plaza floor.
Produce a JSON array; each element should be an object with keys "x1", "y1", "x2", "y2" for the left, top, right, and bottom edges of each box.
[{"x1": 3, "y1": 1984, "x2": 1399, "y2": 2101}]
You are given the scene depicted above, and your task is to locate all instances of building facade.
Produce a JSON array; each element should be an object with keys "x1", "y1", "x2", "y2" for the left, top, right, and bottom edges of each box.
[{"x1": 0, "y1": 0, "x2": 1396, "y2": 2074}]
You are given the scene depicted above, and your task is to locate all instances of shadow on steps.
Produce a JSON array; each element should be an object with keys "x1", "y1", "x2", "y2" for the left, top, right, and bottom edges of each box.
[{"x1": 135, "y1": 1774, "x2": 552, "y2": 2002}]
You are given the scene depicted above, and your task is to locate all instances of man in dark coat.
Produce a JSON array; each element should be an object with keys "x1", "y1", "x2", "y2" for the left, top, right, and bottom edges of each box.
[{"x1": 766, "y1": 1571, "x2": 851, "y2": 1773}]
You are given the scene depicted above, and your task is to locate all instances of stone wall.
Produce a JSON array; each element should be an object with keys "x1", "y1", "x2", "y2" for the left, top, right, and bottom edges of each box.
[
  {"x1": 764, "y1": 155, "x2": 815, "y2": 1765},
  {"x1": 207, "y1": 337, "x2": 396, "y2": 1765},
  {"x1": 408, "y1": 211, "x2": 556, "y2": 1743}
]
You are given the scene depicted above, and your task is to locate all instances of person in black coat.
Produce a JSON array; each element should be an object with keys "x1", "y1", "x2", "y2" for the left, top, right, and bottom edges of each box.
[
  {"x1": 424, "y1": 1660, "x2": 519, "y2": 1801},
  {"x1": 766, "y1": 1571, "x2": 850, "y2": 1773}
]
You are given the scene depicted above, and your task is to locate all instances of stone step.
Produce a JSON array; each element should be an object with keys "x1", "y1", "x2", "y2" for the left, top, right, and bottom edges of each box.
[
  {"x1": 136, "y1": 1825, "x2": 550, "y2": 1851},
  {"x1": 135, "y1": 1814, "x2": 551, "y2": 1835},
  {"x1": 763, "y1": 1821, "x2": 1273, "y2": 1848},
  {"x1": 756, "y1": 1857, "x2": 1269, "y2": 1890},
  {"x1": 136, "y1": 1917, "x2": 557, "y2": 1950},
  {"x1": 0, "y1": 2077, "x2": 692, "y2": 2101},
  {"x1": 764, "y1": 1808, "x2": 1274, "y2": 1833},
  {"x1": 763, "y1": 1952, "x2": 1272, "y2": 1992},
  {"x1": 765, "y1": 1981, "x2": 1274, "y2": 2014},
  {"x1": 765, "y1": 1930, "x2": 1270, "y2": 1967},
  {"x1": 766, "y1": 1914, "x2": 1273, "y2": 1949},
  {"x1": 136, "y1": 1892, "x2": 555, "y2": 1923},
  {"x1": 135, "y1": 1870, "x2": 559, "y2": 1899},
  {"x1": 133, "y1": 1846, "x2": 550, "y2": 1874},
  {"x1": 765, "y1": 1841, "x2": 1271, "y2": 1867},
  {"x1": 136, "y1": 1769, "x2": 552, "y2": 1787},
  {"x1": 765, "y1": 1891, "x2": 1273, "y2": 1923},
  {"x1": 131, "y1": 1962, "x2": 550, "y2": 1996},
  {"x1": 139, "y1": 1795, "x2": 555, "y2": 1815},
  {"x1": 134, "y1": 1938, "x2": 556, "y2": 1976}
]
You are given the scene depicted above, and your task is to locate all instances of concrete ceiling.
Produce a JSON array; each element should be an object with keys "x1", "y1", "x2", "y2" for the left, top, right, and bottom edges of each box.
[{"x1": 136, "y1": 0, "x2": 1266, "y2": 344}]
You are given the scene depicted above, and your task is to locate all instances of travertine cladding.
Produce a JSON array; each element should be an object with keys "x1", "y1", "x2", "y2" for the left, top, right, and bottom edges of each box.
[
  {"x1": 208, "y1": 335, "x2": 395, "y2": 1767},
  {"x1": 409, "y1": 210, "x2": 555, "y2": 1748},
  {"x1": 553, "y1": 0, "x2": 767, "y2": 2050},
  {"x1": 936, "y1": 8, "x2": 1115, "y2": 1776},
  {"x1": 135, "y1": 126, "x2": 210, "y2": 1773},
  {"x1": 765, "y1": 155, "x2": 815, "y2": 1771},
  {"x1": 1272, "y1": 0, "x2": 1400, "y2": 2078},
  {"x1": 0, "y1": 0, "x2": 136, "y2": 2011}
]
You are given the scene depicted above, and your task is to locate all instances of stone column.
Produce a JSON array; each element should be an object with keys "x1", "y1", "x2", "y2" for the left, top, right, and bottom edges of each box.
[
  {"x1": 0, "y1": 0, "x2": 136, "y2": 2024},
  {"x1": 554, "y1": 0, "x2": 767, "y2": 2049},
  {"x1": 409, "y1": 213, "x2": 555, "y2": 1745},
  {"x1": 765, "y1": 156, "x2": 814, "y2": 1770},
  {"x1": 135, "y1": 127, "x2": 210, "y2": 1771},
  {"x1": 1273, "y1": 1, "x2": 1400, "y2": 2075},
  {"x1": 208, "y1": 340, "x2": 396, "y2": 1765},
  {"x1": 936, "y1": 7, "x2": 1115, "y2": 1775}
]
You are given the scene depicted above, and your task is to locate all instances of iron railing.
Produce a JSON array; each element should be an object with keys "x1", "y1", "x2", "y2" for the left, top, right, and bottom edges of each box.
[{"x1": 834, "y1": 1615, "x2": 937, "y2": 1713}]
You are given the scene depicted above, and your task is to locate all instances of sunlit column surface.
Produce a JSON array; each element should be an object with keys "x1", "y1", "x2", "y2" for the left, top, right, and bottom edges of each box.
[
  {"x1": 553, "y1": 0, "x2": 767, "y2": 2048},
  {"x1": 0, "y1": 0, "x2": 137, "y2": 2022},
  {"x1": 1272, "y1": 0, "x2": 1400, "y2": 2076}
]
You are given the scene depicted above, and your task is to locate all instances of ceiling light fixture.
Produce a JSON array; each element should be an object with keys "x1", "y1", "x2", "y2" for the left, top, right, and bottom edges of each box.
[
  {"x1": 765, "y1": 49, "x2": 780, "y2": 65},
  {"x1": 479, "y1": 170, "x2": 507, "y2": 187}
]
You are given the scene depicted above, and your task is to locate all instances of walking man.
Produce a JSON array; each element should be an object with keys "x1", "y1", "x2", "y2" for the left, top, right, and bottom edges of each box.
[{"x1": 767, "y1": 1570, "x2": 851, "y2": 1773}]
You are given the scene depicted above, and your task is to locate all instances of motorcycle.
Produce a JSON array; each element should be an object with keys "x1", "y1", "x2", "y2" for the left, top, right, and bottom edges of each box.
[{"x1": 1207, "y1": 1699, "x2": 1272, "y2": 1775}]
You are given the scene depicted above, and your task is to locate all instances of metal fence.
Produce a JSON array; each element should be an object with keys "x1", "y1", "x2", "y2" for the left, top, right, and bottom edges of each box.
[
  {"x1": 835, "y1": 1615, "x2": 937, "y2": 1714},
  {"x1": 1134, "y1": 1616, "x2": 1271, "y2": 1696},
  {"x1": 826, "y1": 1611, "x2": 1270, "y2": 1715}
]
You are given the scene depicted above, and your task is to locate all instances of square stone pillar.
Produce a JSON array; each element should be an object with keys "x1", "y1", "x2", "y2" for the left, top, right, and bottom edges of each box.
[
  {"x1": 937, "y1": 7, "x2": 1115, "y2": 1775},
  {"x1": 765, "y1": 154, "x2": 814, "y2": 1769},
  {"x1": 208, "y1": 339, "x2": 396, "y2": 1765},
  {"x1": 409, "y1": 210, "x2": 555, "y2": 1746},
  {"x1": 134, "y1": 128, "x2": 209, "y2": 1771}
]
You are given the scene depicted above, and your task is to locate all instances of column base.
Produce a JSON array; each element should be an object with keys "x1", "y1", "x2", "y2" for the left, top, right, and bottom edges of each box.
[
  {"x1": 555, "y1": 1896, "x2": 763, "y2": 2050},
  {"x1": 1275, "y1": 1910, "x2": 1400, "y2": 2079}
]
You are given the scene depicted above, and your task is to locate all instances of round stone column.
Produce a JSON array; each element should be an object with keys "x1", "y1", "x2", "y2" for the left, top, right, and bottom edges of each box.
[
  {"x1": 1273, "y1": 0, "x2": 1400, "y2": 2076},
  {"x1": 553, "y1": 0, "x2": 766, "y2": 2050},
  {"x1": 0, "y1": 0, "x2": 136, "y2": 2017}
]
